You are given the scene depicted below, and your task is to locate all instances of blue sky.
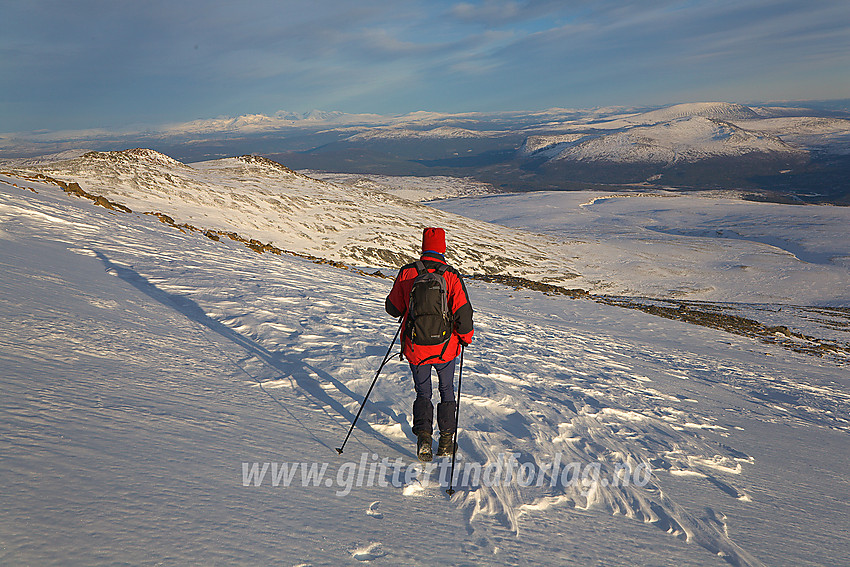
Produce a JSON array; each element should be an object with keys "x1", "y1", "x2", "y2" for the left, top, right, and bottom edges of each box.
[{"x1": 2, "y1": 0, "x2": 849, "y2": 132}]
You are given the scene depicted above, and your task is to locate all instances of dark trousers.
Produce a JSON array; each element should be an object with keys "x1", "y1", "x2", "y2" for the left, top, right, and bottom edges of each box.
[{"x1": 410, "y1": 359, "x2": 457, "y2": 436}]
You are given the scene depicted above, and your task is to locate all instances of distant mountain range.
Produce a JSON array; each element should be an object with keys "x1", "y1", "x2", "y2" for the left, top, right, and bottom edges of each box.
[{"x1": 3, "y1": 101, "x2": 849, "y2": 203}]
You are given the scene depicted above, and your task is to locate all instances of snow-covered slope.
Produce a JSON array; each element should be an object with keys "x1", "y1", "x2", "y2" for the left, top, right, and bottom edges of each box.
[
  {"x1": 552, "y1": 117, "x2": 805, "y2": 164},
  {"x1": 519, "y1": 134, "x2": 587, "y2": 157},
  {"x1": 431, "y1": 191, "x2": 850, "y2": 305},
  {"x1": 18, "y1": 149, "x2": 580, "y2": 286},
  {"x1": 625, "y1": 102, "x2": 763, "y2": 125},
  {"x1": 300, "y1": 170, "x2": 498, "y2": 202},
  {"x1": 0, "y1": 148, "x2": 93, "y2": 167},
  {"x1": 733, "y1": 117, "x2": 850, "y2": 153},
  {"x1": 2, "y1": 169, "x2": 849, "y2": 566}
]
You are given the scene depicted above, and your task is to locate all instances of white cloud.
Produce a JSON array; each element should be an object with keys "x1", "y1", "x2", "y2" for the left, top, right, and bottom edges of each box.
[{"x1": 451, "y1": 0, "x2": 522, "y2": 25}]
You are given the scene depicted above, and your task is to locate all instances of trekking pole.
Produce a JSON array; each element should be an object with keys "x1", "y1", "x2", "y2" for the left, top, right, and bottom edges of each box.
[
  {"x1": 336, "y1": 318, "x2": 404, "y2": 454},
  {"x1": 446, "y1": 344, "x2": 465, "y2": 495}
]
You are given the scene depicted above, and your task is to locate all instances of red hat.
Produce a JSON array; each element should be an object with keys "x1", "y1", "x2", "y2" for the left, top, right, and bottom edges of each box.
[{"x1": 422, "y1": 227, "x2": 446, "y2": 254}]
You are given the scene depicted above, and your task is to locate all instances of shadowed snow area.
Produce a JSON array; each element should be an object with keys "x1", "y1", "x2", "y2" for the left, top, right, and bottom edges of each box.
[{"x1": 1, "y1": 173, "x2": 848, "y2": 566}]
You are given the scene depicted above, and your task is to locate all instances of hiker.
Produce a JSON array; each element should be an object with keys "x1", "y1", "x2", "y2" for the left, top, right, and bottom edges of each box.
[{"x1": 385, "y1": 227, "x2": 474, "y2": 462}]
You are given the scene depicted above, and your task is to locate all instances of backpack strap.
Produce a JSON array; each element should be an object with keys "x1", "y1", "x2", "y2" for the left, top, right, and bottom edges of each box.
[
  {"x1": 415, "y1": 260, "x2": 447, "y2": 274},
  {"x1": 435, "y1": 264, "x2": 450, "y2": 321},
  {"x1": 419, "y1": 339, "x2": 452, "y2": 365},
  {"x1": 406, "y1": 261, "x2": 427, "y2": 318}
]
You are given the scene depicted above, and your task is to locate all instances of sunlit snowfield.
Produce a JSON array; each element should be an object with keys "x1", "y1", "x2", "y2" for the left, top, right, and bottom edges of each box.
[
  {"x1": 430, "y1": 190, "x2": 850, "y2": 304},
  {"x1": 1, "y1": 161, "x2": 848, "y2": 566}
]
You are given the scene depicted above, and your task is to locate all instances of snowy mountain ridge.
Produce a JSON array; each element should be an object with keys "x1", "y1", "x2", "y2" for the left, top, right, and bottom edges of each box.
[
  {"x1": 346, "y1": 125, "x2": 509, "y2": 141},
  {"x1": 550, "y1": 117, "x2": 804, "y2": 165},
  {"x1": 623, "y1": 102, "x2": 763, "y2": 125},
  {"x1": 306, "y1": 101, "x2": 836, "y2": 169},
  {"x1": 16, "y1": 149, "x2": 582, "y2": 287}
]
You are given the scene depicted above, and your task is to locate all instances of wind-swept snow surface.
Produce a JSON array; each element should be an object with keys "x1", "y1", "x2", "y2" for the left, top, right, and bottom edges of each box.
[{"x1": 2, "y1": 173, "x2": 849, "y2": 566}]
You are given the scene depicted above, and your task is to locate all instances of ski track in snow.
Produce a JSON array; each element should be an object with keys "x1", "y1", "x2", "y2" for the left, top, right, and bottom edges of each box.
[{"x1": 2, "y1": 174, "x2": 848, "y2": 566}]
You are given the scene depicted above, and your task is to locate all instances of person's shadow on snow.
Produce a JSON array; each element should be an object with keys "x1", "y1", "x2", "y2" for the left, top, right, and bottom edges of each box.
[{"x1": 93, "y1": 250, "x2": 415, "y2": 459}]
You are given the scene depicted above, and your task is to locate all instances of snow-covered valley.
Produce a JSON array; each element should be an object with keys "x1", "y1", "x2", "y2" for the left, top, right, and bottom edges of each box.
[{"x1": 1, "y1": 154, "x2": 848, "y2": 566}]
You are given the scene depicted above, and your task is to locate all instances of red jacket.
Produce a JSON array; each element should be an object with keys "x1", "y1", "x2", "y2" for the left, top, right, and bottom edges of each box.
[{"x1": 385, "y1": 252, "x2": 474, "y2": 365}]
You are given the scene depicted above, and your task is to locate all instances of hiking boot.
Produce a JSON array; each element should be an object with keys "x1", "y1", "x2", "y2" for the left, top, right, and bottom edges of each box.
[
  {"x1": 436, "y1": 431, "x2": 456, "y2": 457},
  {"x1": 416, "y1": 433, "x2": 433, "y2": 462}
]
